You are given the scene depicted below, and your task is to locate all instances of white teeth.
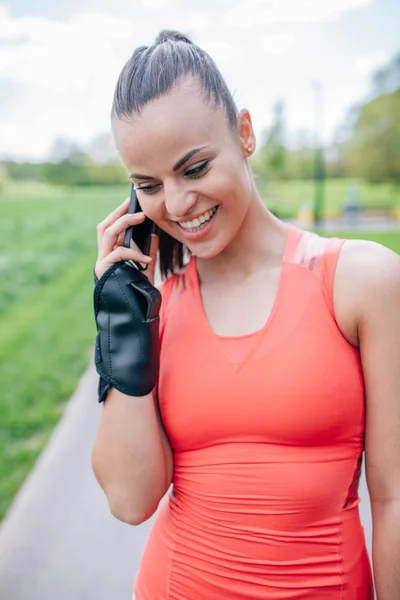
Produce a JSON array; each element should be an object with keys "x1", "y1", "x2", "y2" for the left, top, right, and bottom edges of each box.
[{"x1": 180, "y1": 206, "x2": 218, "y2": 231}]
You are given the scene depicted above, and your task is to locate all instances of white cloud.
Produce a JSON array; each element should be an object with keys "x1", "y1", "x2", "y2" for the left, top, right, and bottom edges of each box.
[
  {"x1": 225, "y1": 0, "x2": 372, "y2": 28},
  {"x1": 355, "y1": 50, "x2": 387, "y2": 74},
  {"x1": 0, "y1": 4, "x2": 144, "y2": 158},
  {"x1": 0, "y1": 6, "x2": 134, "y2": 92},
  {"x1": 0, "y1": 3, "x2": 213, "y2": 159},
  {"x1": 260, "y1": 33, "x2": 295, "y2": 55},
  {"x1": 140, "y1": 0, "x2": 167, "y2": 7},
  {"x1": 0, "y1": 0, "x2": 384, "y2": 161},
  {"x1": 201, "y1": 40, "x2": 234, "y2": 62}
]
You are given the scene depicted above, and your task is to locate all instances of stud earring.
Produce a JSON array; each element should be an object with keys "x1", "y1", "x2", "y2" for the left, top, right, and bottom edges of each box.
[{"x1": 247, "y1": 147, "x2": 252, "y2": 153}]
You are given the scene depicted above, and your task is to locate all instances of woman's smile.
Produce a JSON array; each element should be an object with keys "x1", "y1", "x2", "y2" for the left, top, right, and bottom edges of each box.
[{"x1": 175, "y1": 205, "x2": 220, "y2": 241}]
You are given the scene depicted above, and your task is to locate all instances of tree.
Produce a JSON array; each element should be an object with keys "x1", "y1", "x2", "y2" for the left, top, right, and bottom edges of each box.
[
  {"x1": 346, "y1": 90, "x2": 400, "y2": 185},
  {"x1": 252, "y1": 99, "x2": 287, "y2": 185},
  {"x1": 329, "y1": 52, "x2": 400, "y2": 185}
]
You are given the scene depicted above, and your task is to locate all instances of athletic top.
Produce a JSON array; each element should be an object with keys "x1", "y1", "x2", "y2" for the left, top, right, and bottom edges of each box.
[{"x1": 134, "y1": 223, "x2": 374, "y2": 600}]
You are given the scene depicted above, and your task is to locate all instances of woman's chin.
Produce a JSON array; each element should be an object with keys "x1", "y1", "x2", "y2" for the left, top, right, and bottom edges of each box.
[
  {"x1": 186, "y1": 239, "x2": 226, "y2": 260},
  {"x1": 158, "y1": 224, "x2": 227, "y2": 261}
]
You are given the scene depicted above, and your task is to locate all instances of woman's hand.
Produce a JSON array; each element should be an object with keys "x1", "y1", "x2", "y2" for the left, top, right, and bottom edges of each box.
[{"x1": 95, "y1": 196, "x2": 159, "y2": 285}]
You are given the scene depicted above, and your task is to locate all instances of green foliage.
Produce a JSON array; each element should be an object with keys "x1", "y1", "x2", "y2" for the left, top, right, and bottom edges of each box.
[
  {"x1": 2, "y1": 154, "x2": 127, "y2": 188},
  {"x1": 332, "y1": 52, "x2": 400, "y2": 184},
  {"x1": 254, "y1": 52, "x2": 400, "y2": 187},
  {"x1": 252, "y1": 138, "x2": 316, "y2": 185},
  {"x1": 1, "y1": 161, "x2": 46, "y2": 182},
  {"x1": 252, "y1": 100, "x2": 289, "y2": 183},
  {"x1": 345, "y1": 90, "x2": 400, "y2": 185},
  {"x1": 43, "y1": 156, "x2": 127, "y2": 187}
]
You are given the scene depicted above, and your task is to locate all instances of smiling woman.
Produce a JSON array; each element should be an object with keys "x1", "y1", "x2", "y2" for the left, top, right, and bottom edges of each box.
[
  {"x1": 110, "y1": 29, "x2": 255, "y2": 278},
  {"x1": 90, "y1": 28, "x2": 400, "y2": 600}
]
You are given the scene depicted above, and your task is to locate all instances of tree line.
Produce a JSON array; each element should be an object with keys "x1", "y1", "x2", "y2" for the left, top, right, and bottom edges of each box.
[{"x1": 253, "y1": 53, "x2": 400, "y2": 187}]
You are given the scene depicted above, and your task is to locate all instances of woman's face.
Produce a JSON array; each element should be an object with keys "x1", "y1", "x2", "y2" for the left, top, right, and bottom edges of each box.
[{"x1": 113, "y1": 78, "x2": 255, "y2": 259}]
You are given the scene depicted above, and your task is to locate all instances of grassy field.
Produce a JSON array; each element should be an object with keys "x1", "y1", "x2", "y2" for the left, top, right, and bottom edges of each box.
[
  {"x1": 0, "y1": 183, "x2": 130, "y2": 520},
  {"x1": 0, "y1": 180, "x2": 399, "y2": 521},
  {"x1": 261, "y1": 178, "x2": 400, "y2": 218}
]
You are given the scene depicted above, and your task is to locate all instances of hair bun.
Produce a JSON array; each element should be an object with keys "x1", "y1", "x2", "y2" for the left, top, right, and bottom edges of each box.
[{"x1": 154, "y1": 30, "x2": 193, "y2": 45}]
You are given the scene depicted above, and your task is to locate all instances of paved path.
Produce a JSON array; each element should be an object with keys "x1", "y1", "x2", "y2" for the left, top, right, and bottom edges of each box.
[
  {"x1": 0, "y1": 361, "x2": 374, "y2": 600},
  {"x1": 0, "y1": 364, "x2": 157, "y2": 600}
]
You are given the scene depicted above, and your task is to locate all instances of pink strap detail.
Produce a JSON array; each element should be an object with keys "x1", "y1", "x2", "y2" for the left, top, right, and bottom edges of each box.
[
  {"x1": 321, "y1": 236, "x2": 346, "y2": 320},
  {"x1": 288, "y1": 227, "x2": 346, "y2": 322}
]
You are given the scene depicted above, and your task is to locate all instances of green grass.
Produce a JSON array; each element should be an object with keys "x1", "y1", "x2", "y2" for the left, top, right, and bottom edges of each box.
[
  {"x1": 0, "y1": 183, "x2": 128, "y2": 520},
  {"x1": 0, "y1": 252, "x2": 96, "y2": 514},
  {"x1": 0, "y1": 180, "x2": 399, "y2": 521},
  {"x1": 322, "y1": 230, "x2": 400, "y2": 253},
  {"x1": 260, "y1": 178, "x2": 400, "y2": 218},
  {"x1": 0, "y1": 183, "x2": 129, "y2": 314}
]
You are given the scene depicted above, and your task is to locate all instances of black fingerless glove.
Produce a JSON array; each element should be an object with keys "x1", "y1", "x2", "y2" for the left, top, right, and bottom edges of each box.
[{"x1": 93, "y1": 261, "x2": 162, "y2": 403}]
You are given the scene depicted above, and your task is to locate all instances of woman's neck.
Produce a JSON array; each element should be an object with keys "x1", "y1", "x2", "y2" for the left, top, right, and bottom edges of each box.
[{"x1": 195, "y1": 192, "x2": 288, "y2": 286}]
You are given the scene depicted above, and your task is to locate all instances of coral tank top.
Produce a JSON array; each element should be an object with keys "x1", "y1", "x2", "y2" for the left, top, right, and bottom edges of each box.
[{"x1": 133, "y1": 223, "x2": 374, "y2": 600}]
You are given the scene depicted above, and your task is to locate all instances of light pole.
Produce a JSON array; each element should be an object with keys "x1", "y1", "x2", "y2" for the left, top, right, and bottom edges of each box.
[{"x1": 311, "y1": 80, "x2": 325, "y2": 229}]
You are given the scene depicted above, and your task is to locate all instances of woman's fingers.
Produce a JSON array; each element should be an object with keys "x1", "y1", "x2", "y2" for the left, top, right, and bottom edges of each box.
[
  {"x1": 95, "y1": 246, "x2": 152, "y2": 280},
  {"x1": 95, "y1": 197, "x2": 160, "y2": 283},
  {"x1": 98, "y1": 211, "x2": 146, "y2": 260},
  {"x1": 96, "y1": 197, "x2": 130, "y2": 246},
  {"x1": 114, "y1": 230, "x2": 126, "y2": 249}
]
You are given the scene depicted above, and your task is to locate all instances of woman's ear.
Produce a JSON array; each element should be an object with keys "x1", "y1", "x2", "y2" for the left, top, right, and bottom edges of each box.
[{"x1": 237, "y1": 108, "x2": 256, "y2": 157}]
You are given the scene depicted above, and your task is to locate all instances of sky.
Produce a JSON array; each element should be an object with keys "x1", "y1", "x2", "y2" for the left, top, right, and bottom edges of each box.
[{"x1": 0, "y1": 0, "x2": 399, "y2": 162}]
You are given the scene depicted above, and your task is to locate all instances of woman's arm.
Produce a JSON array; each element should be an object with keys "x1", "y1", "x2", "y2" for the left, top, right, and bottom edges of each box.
[
  {"x1": 92, "y1": 203, "x2": 173, "y2": 524},
  {"x1": 337, "y1": 239, "x2": 400, "y2": 600},
  {"x1": 91, "y1": 387, "x2": 173, "y2": 526}
]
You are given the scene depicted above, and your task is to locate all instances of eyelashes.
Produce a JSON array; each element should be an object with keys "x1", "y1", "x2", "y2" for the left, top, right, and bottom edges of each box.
[
  {"x1": 185, "y1": 160, "x2": 210, "y2": 179},
  {"x1": 135, "y1": 184, "x2": 161, "y2": 195},
  {"x1": 136, "y1": 160, "x2": 211, "y2": 195}
]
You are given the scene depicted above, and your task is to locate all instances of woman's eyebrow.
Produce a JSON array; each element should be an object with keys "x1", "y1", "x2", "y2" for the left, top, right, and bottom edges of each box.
[
  {"x1": 172, "y1": 146, "x2": 209, "y2": 172},
  {"x1": 129, "y1": 145, "x2": 209, "y2": 180}
]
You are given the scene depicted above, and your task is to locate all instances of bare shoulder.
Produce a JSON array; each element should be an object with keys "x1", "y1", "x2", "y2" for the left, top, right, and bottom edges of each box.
[{"x1": 333, "y1": 236, "x2": 400, "y2": 348}]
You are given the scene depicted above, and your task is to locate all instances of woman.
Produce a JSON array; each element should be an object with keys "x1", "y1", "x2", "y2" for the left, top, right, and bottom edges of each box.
[{"x1": 92, "y1": 31, "x2": 400, "y2": 599}]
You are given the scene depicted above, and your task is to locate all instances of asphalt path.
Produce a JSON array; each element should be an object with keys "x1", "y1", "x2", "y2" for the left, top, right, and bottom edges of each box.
[
  {"x1": 0, "y1": 361, "x2": 374, "y2": 600},
  {"x1": 0, "y1": 364, "x2": 155, "y2": 600}
]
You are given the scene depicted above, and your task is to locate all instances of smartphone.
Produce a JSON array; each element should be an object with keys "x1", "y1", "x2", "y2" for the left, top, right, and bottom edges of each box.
[{"x1": 124, "y1": 184, "x2": 157, "y2": 271}]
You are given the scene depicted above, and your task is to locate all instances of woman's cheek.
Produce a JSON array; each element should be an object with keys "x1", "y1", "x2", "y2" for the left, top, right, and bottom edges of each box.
[{"x1": 138, "y1": 195, "x2": 163, "y2": 224}]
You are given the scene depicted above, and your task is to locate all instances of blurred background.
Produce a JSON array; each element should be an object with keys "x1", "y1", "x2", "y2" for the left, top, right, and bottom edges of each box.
[{"x1": 0, "y1": 0, "x2": 399, "y2": 598}]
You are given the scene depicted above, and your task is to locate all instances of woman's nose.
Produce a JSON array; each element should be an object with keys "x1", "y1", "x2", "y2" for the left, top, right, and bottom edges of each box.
[{"x1": 164, "y1": 186, "x2": 197, "y2": 219}]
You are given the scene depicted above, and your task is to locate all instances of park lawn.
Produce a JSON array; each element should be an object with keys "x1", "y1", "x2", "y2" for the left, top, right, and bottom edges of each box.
[
  {"x1": 261, "y1": 178, "x2": 400, "y2": 218},
  {"x1": 324, "y1": 230, "x2": 400, "y2": 252},
  {"x1": 0, "y1": 183, "x2": 129, "y2": 314},
  {"x1": 0, "y1": 181, "x2": 399, "y2": 521},
  {"x1": 0, "y1": 250, "x2": 96, "y2": 518},
  {"x1": 0, "y1": 184, "x2": 128, "y2": 520}
]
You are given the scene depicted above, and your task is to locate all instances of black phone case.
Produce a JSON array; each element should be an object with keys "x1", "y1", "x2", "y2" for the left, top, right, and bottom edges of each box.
[{"x1": 124, "y1": 185, "x2": 156, "y2": 271}]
